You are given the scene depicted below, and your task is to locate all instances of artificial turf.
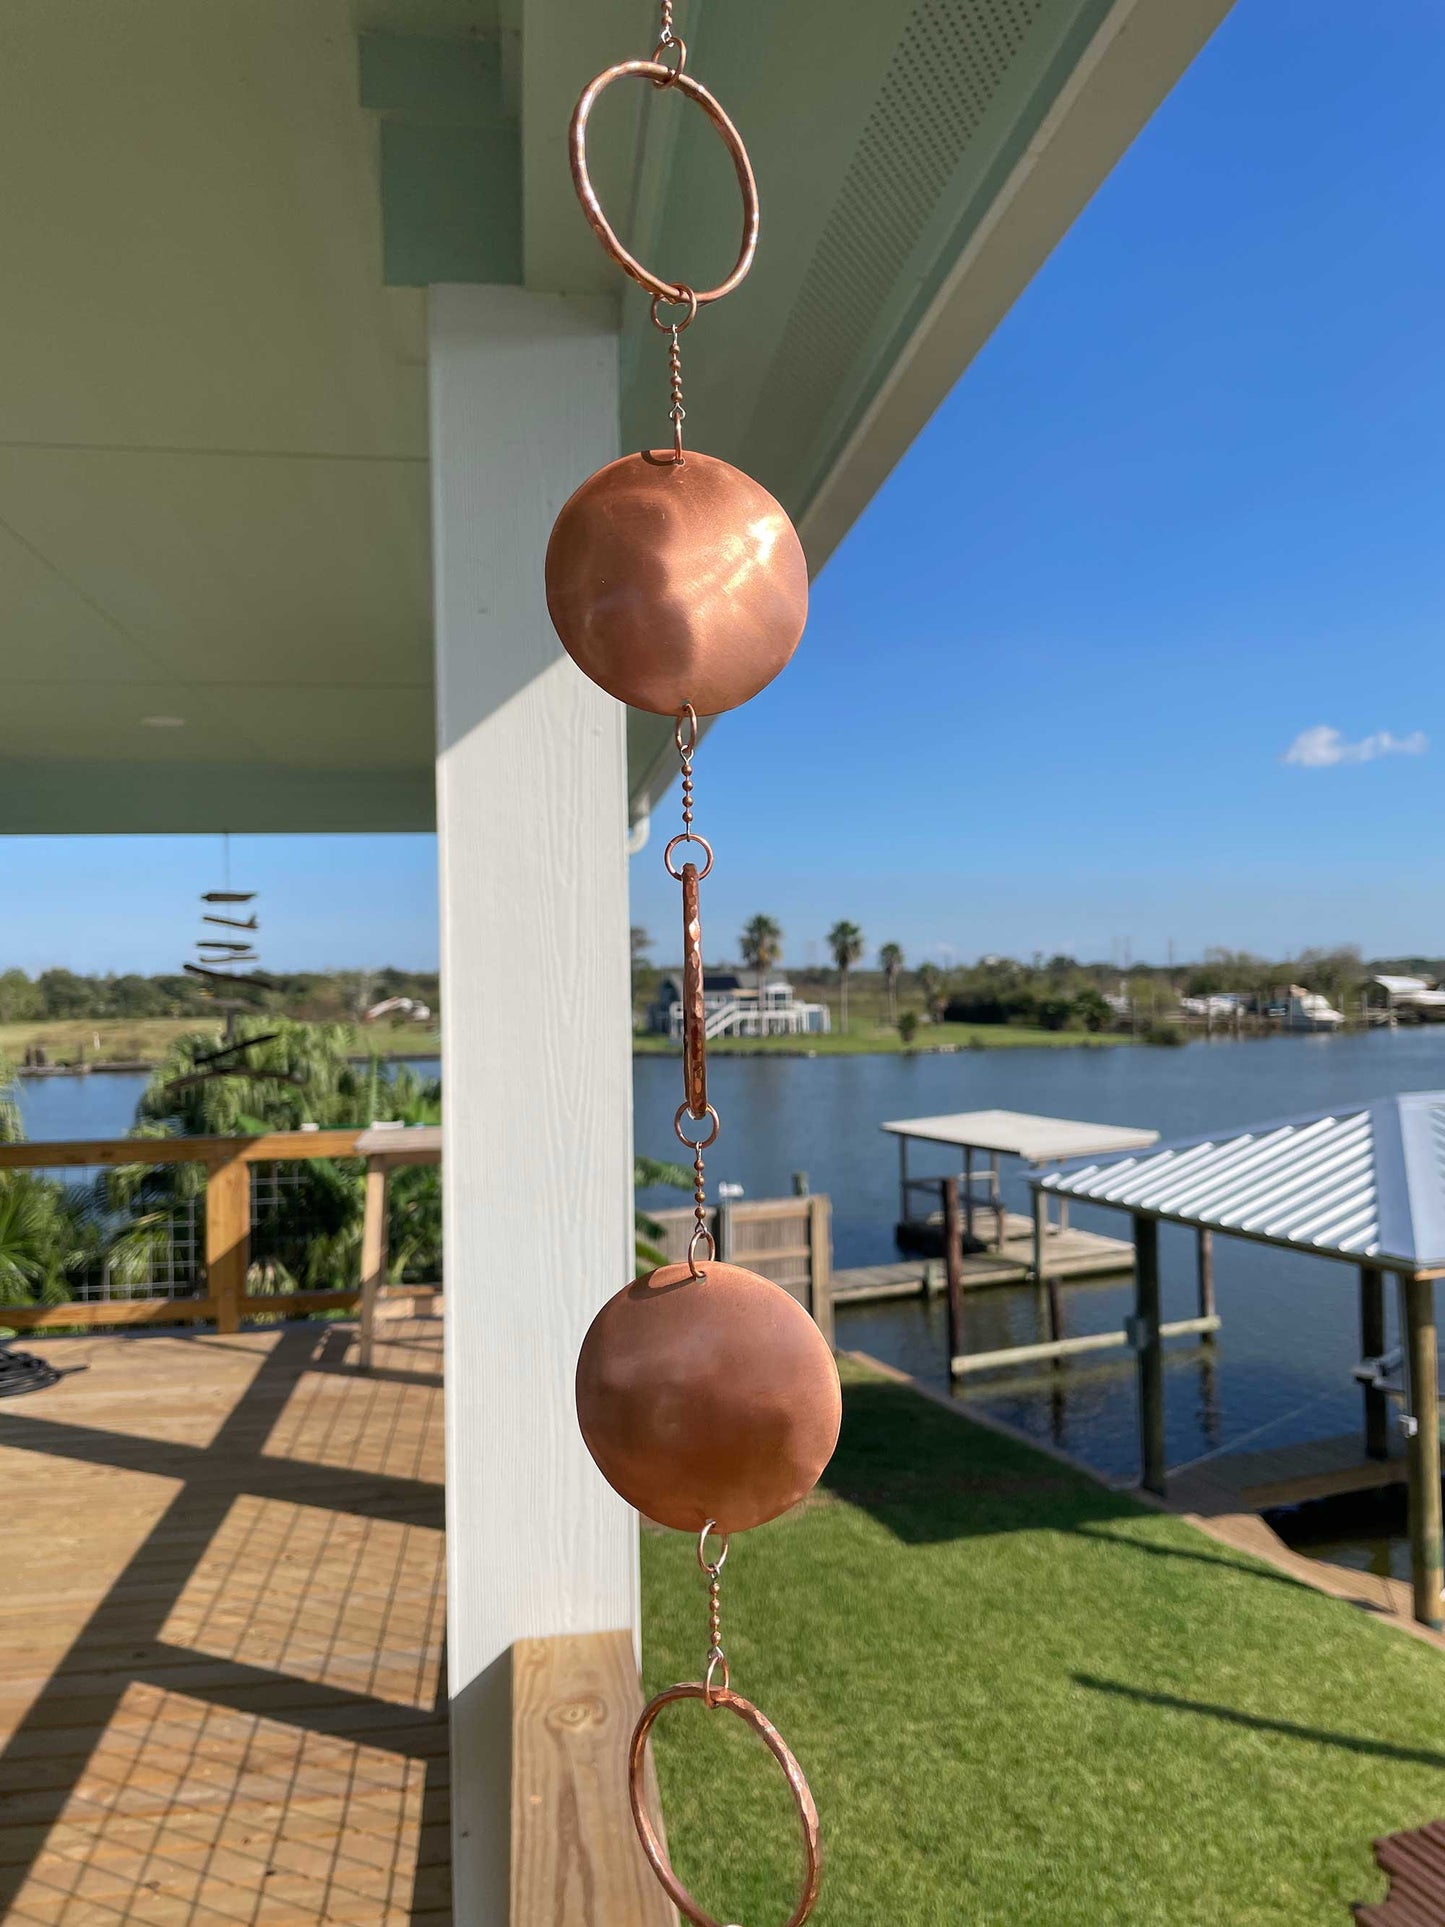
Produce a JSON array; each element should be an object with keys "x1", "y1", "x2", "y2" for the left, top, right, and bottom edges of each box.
[{"x1": 639, "y1": 1360, "x2": 1445, "y2": 1925}]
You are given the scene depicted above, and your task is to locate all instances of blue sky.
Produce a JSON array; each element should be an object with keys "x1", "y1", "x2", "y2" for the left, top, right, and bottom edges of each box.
[{"x1": 4, "y1": 1, "x2": 1444, "y2": 976}]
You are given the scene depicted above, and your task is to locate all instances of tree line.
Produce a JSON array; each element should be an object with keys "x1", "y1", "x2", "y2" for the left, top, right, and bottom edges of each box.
[
  {"x1": 0, "y1": 967, "x2": 440, "y2": 1025},
  {"x1": 632, "y1": 930, "x2": 1427, "y2": 1036}
]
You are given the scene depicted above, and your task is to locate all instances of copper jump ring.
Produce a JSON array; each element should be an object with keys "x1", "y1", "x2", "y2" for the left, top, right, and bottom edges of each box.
[
  {"x1": 629, "y1": 1685, "x2": 823, "y2": 1927},
  {"x1": 697, "y1": 1520, "x2": 729, "y2": 1575},
  {"x1": 674, "y1": 703, "x2": 699, "y2": 756},
  {"x1": 665, "y1": 832, "x2": 713, "y2": 880},
  {"x1": 650, "y1": 287, "x2": 698, "y2": 333},
  {"x1": 674, "y1": 1103, "x2": 720, "y2": 1151},
  {"x1": 570, "y1": 63, "x2": 759, "y2": 306},
  {"x1": 686, "y1": 1221, "x2": 716, "y2": 1273},
  {"x1": 650, "y1": 34, "x2": 687, "y2": 81}
]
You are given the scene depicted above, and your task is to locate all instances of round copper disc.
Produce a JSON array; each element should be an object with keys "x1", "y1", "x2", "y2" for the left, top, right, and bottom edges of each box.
[
  {"x1": 575, "y1": 1262, "x2": 841, "y2": 1532},
  {"x1": 544, "y1": 452, "x2": 808, "y2": 717}
]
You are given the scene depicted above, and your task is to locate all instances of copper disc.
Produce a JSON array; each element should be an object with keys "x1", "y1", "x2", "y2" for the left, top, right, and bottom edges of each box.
[
  {"x1": 545, "y1": 452, "x2": 808, "y2": 716},
  {"x1": 575, "y1": 1262, "x2": 841, "y2": 1532}
]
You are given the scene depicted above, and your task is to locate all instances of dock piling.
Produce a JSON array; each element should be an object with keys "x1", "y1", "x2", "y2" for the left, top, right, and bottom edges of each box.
[
  {"x1": 1133, "y1": 1213, "x2": 1166, "y2": 1497},
  {"x1": 1196, "y1": 1229, "x2": 1217, "y2": 1338},
  {"x1": 1403, "y1": 1274, "x2": 1443, "y2": 1631},
  {"x1": 943, "y1": 1176, "x2": 964, "y2": 1374},
  {"x1": 1359, "y1": 1265, "x2": 1389, "y2": 1461}
]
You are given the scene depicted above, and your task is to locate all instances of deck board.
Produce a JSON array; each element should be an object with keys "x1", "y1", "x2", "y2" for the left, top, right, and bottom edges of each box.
[{"x1": 0, "y1": 1314, "x2": 449, "y2": 1925}]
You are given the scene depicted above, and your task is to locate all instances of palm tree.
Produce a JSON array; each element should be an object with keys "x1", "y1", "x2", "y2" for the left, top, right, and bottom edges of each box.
[
  {"x1": 879, "y1": 943, "x2": 904, "y2": 1028},
  {"x1": 916, "y1": 961, "x2": 946, "y2": 1024},
  {"x1": 828, "y1": 921, "x2": 865, "y2": 1033},
  {"x1": 739, "y1": 914, "x2": 783, "y2": 1026}
]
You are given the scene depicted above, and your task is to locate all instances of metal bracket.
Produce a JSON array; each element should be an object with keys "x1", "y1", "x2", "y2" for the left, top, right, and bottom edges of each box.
[{"x1": 1400, "y1": 1412, "x2": 1420, "y2": 1440}]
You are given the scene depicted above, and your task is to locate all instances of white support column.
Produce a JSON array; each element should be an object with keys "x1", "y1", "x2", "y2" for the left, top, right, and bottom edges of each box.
[{"x1": 430, "y1": 284, "x2": 635, "y2": 1922}]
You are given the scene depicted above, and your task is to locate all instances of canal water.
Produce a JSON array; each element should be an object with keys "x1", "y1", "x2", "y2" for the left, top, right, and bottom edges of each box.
[{"x1": 19, "y1": 1029, "x2": 1445, "y2": 1574}]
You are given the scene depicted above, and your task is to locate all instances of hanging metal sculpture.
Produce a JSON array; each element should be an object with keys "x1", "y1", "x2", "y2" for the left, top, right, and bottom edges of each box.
[{"x1": 549, "y1": 9, "x2": 840, "y2": 1922}]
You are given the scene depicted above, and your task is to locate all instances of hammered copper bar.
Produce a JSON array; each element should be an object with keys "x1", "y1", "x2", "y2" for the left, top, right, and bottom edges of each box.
[
  {"x1": 629, "y1": 1684, "x2": 822, "y2": 1927},
  {"x1": 681, "y1": 860, "x2": 706, "y2": 1119},
  {"x1": 575, "y1": 1261, "x2": 841, "y2": 1533},
  {"x1": 545, "y1": 451, "x2": 808, "y2": 715}
]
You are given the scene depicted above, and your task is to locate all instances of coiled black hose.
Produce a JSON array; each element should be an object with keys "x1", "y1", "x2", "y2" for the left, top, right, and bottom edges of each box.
[{"x1": 0, "y1": 1346, "x2": 62, "y2": 1398}]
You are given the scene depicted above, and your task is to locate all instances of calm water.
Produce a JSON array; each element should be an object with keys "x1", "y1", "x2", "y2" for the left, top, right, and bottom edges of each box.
[
  {"x1": 635, "y1": 1028, "x2": 1445, "y2": 1515},
  {"x1": 19, "y1": 1033, "x2": 1442, "y2": 1558}
]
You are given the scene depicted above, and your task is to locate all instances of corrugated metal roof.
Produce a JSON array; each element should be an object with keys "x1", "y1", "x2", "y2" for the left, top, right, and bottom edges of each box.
[{"x1": 1038, "y1": 1092, "x2": 1445, "y2": 1271}]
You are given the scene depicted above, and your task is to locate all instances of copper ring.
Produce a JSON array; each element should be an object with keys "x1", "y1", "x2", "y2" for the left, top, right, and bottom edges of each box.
[
  {"x1": 651, "y1": 35, "x2": 687, "y2": 82},
  {"x1": 665, "y1": 832, "x2": 713, "y2": 881},
  {"x1": 570, "y1": 61, "x2": 759, "y2": 305},
  {"x1": 685, "y1": 1222, "x2": 716, "y2": 1273},
  {"x1": 674, "y1": 704, "x2": 699, "y2": 756},
  {"x1": 681, "y1": 862, "x2": 706, "y2": 1121},
  {"x1": 674, "y1": 1102, "x2": 719, "y2": 1151},
  {"x1": 696, "y1": 1520, "x2": 729, "y2": 1574},
  {"x1": 651, "y1": 286, "x2": 698, "y2": 332},
  {"x1": 629, "y1": 1684, "x2": 822, "y2": 1927}
]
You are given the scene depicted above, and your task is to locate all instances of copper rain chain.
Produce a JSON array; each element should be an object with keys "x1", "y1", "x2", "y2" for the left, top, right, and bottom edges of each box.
[{"x1": 544, "y1": 6, "x2": 842, "y2": 1923}]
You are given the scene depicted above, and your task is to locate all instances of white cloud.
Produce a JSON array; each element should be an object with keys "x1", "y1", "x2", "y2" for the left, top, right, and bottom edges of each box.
[{"x1": 1283, "y1": 724, "x2": 1428, "y2": 768}]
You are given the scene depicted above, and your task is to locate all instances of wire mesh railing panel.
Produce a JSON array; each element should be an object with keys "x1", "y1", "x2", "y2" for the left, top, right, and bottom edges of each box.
[{"x1": 0, "y1": 1164, "x2": 205, "y2": 1307}]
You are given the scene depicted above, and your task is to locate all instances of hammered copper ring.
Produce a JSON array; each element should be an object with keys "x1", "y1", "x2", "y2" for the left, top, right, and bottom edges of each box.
[
  {"x1": 628, "y1": 1684, "x2": 822, "y2": 1927},
  {"x1": 570, "y1": 61, "x2": 759, "y2": 305}
]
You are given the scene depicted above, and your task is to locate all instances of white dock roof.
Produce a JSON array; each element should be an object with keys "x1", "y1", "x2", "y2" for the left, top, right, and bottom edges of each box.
[
  {"x1": 1038, "y1": 1091, "x2": 1445, "y2": 1273},
  {"x1": 881, "y1": 1110, "x2": 1159, "y2": 1164}
]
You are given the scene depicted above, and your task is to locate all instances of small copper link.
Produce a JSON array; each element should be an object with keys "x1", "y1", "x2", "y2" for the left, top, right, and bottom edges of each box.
[
  {"x1": 681, "y1": 862, "x2": 706, "y2": 1119},
  {"x1": 698, "y1": 1520, "x2": 729, "y2": 1704},
  {"x1": 669, "y1": 702, "x2": 716, "y2": 1276}
]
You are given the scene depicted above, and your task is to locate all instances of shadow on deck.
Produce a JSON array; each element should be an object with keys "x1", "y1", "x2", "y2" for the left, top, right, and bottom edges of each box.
[{"x1": 0, "y1": 1312, "x2": 450, "y2": 1925}]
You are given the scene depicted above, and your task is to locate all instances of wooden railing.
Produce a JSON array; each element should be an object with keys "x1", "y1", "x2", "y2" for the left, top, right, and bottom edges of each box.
[
  {"x1": 511, "y1": 1631, "x2": 676, "y2": 1925},
  {"x1": 0, "y1": 1125, "x2": 440, "y2": 1340},
  {"x1": 648, "y1": 1193, "x2": 833, "y2": 1344}
]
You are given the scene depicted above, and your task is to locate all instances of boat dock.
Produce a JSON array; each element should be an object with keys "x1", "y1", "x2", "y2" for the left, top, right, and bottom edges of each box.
[{"x1": 832, "y1": 1211, "x2": 1136, "y2": 1302}]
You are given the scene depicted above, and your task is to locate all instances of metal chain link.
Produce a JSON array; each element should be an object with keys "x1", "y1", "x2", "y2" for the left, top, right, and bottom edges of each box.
[{"x1": 698, "y1": 1520, "x2": 730, "y2": 1705}]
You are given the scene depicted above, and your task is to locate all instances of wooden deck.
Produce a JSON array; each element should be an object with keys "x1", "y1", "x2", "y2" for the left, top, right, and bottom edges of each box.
[
  {"x1": 835, "y1": 1216, "x2": 1134, "y2": 1303},
  {"x1": 0, "y1": 1311, "x2": 449, "y2": 1925}
]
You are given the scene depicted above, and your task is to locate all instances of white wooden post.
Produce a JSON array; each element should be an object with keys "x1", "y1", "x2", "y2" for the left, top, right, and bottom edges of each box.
[{"x1": 430, "y1": 284, "x2": 636, "y2": 1922}]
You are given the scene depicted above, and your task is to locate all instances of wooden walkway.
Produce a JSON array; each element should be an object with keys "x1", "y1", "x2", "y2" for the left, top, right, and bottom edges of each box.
[
  {"x1": 0, "y1": 1312, "x2": 449, "y2": 1925},
  {"x1": 835, "y1": 1220, "x2": 1134, "y2": 1303},
  {"x1": 1356, "y1": 1818, "x2": 1445, "y2": 1924}
]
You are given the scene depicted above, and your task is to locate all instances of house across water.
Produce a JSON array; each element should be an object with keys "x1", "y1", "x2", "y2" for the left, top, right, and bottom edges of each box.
[{"x1": 648, "y1": 971, "x2": 831, "y2": 1040}]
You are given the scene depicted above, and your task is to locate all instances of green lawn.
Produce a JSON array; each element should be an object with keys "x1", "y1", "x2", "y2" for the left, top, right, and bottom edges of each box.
[
  {"x1": 639, "y1": 1362, "x2": 1442, "y2": 1924},
  {"x1": 633, "y1": 1021, "x2": 1130, "y2": 1057}
]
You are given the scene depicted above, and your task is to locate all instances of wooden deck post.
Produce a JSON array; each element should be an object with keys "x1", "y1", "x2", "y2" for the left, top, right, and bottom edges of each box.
[
  {"x1": 1403, "y1": 1274, "x2": 1443, "y2": 1630},
  {"x1": 1196, "y1": 1228, "x2": 1216, "y2": 1337},
  {"x1": 431, "y1": 285, "x2": 634, "y2": 1921},
  {"x1": 943, "y1": 1176, "x2": 964, "y2": 1375},
  {"x1": 359, "y1": 1158, "x2": 389, "y2": 1373},
  {"x1": 1046, "y1": 1276, "x2": 1065, "y2": 1352},
  {"x1": 990, "y1": 1152, "x2": 1004, "y2": 1248},
  {"x1": 1133, "y1": 1213, "x2": 1165, "y2": 1496},
  {"x1": 205, "y1": 1156, "x2": 250, "y2": 1335},
  {"x1": 1359, "y1": 1264, "x2": 1389, "y2": 1461},
  {"x1": 1031, "y1": 1184, "x2": 1048, "y2": 1285},
  {"x1": 808, "y1": 1193, "x2": 834, "y2": 1348},
  {"x1": 962, "y1": 1147, "x2": 975, "y2": 1245},
  {"x1": 897, "y1": 1133, "x2": 909, "y2": 1226}
]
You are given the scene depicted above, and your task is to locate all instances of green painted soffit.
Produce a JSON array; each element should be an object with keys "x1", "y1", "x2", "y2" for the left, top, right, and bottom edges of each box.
[{"x1": 360, "y1": 30, "x2": 522, "y2": 285}]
